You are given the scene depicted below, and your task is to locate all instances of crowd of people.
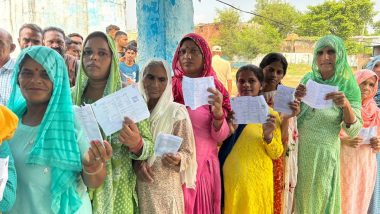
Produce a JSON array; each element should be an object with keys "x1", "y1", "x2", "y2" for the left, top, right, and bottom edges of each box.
[{"x1": 0, "y1": 22, "x2": 380, "y2": 214}]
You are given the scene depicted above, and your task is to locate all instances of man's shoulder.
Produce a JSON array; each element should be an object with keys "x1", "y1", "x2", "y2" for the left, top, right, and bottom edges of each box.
[{"x1": 2, "y1": 58, "x2": 16, "y2": 70}]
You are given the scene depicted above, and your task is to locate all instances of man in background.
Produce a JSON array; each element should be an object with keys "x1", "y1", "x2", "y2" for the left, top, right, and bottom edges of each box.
[
  {"x1": 0, "y1": 28, "x2": 16, "y2": 105},
  {"x1": 119, "y1": 44, "x2": 139, "y2": 84},
  {"x1": 212, "y1": 45, "x2": 232, "y2": 94},
  {"x1": 18, "y1": 23, "x2": 43, "y2": 49},
  {"x1": 106, "y1": 24, "x2": 120, "y2": 40},
  {"x1": 68, "y1": 33, "x2": 83, "y2": 46},
  {"x1": 115, "y1": 31, "x2": 128, "y2": 59},
  {"x1": 65, "y1": 37, "x2": 81, "y2": 60},
  {"x1": 43, "y1": 26, "x2": 78, "y2": 87}
]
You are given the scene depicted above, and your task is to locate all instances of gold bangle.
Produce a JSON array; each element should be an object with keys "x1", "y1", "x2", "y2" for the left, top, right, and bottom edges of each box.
[{"x1": 83, "y1": 162, "x2": 104, "y2": 175}]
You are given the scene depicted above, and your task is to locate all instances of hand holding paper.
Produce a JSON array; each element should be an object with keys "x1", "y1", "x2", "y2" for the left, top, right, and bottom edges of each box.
[
  {"x1": 302, "y1": 80, "x2": 338, "y2": 109},
  {"x1": 230, "y1": 95, "x2": 269, "y2": 124},
  {"x1": 182, "y1": 76, "x2": 215, "y2": 110},
  {"x1": 154, "y1": 133, "x2": 183, "y2": 157},
  {"x1": 274, "y1": 85, "x2": 295, "y2": 115}
]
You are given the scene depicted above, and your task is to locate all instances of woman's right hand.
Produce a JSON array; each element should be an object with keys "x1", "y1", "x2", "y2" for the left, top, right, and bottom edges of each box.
[
  {"x1": 343, "y1": 136, "x2": 363, "y2": 148},
  {"x1": 295, "y1": 84, "x2": 306, "y2": 100},
  {"x1": 262, "y1": 114, "x2": 276, "y2": 142},
  {"x1": 133, "y1": 160, "x2": 154, "y2": 183},
  {"x1": 227, "y1": 110, "x2": 238, "y2": 133}
]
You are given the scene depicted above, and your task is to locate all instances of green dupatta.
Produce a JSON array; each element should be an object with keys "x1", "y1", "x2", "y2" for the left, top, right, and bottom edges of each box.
[
  {"x1": 72, "y1": 31, "x2": 153, "y2": 214},
  {"x1": 7, "y1": 46, "x2": 82, "y2": 214},
  {"x1": 300, "y1": 35, "x2": 361, "y2": 109}
]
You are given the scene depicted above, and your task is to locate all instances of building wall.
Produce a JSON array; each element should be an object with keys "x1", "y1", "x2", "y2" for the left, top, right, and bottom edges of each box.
[{"x1": 0, "y1": 0, "x2": 127, "y2": 39}]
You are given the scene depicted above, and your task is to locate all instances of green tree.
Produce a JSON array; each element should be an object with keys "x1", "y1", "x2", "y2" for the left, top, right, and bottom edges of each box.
[
  {"x1": 298, "y1": 0, "x2": 377, "y2": 39},
  {"x1": 253, "y1": 2, "x2": 301, "y2": 38},
  {"x1": 212, "y1": 8, "x2": 282, "y2": 59},
  {"x1": 374, "y1": 21, "x2": 380, "y2": 35},
  {"x1": 236, "y1": 23, "x2": 282, "y2": 58},
  {"x1": 212, "y1": 8, "x2": 241, "y2": 58}
]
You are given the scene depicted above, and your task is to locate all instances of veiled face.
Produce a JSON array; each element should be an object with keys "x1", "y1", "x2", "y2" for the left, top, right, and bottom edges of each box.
[
  {"x1": 359, "y1": 76, "x2": 377, "y2": 100},
  {"x1": 316, "y1": 47, "x2": 336, "y2": 79},
  {"x1": 82, "y1": 37, "x2": 112, "y2": 81},
  {"x1": 18, "y1": 58, "x2": 53, "y2": 106},
  {"x1": 178, "y1": 39, "x2": 204, "y2": 78},
  {"x1": 143, "y1": 63, "x2": 168, "y2": 101}
]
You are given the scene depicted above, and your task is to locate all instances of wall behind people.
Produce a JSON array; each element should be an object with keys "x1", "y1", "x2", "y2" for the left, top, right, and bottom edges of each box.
[{"x1": 136, "y1": 0, "x2": 194, "y2": 71}]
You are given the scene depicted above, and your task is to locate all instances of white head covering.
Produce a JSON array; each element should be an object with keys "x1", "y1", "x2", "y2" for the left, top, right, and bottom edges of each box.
[{"x1": 138, "y1": 58, "x2": 197, "y2": 189}]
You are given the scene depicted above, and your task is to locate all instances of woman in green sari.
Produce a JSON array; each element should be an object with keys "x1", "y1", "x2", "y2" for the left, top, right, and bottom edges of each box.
[
  {"x1": 72, "y1": 31, "x2": 154, "y2": 214},
  {"x1": 294, "y1": 35, "x2": 363, "y2": 213}
]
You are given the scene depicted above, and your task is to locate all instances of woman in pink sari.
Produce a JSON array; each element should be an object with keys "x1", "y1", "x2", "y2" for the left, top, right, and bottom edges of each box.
[
  {"x1": 172, "y1": 33, "x2": 231, "y2": 214},
  {"x1": 340, "y1": 69, "x2": 380, "y2": 213}
]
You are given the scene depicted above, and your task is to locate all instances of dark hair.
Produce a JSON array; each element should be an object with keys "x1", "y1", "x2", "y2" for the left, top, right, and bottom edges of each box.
[
  {"x1": 42, "y1": 26, "x2": 65, "y2": 39},
  {"x1": 65, "y1": 37, "x2": 74, "y2": 46},
  {"x1": 128, "y1": 40, "x2": 137, "y2": 48},
  {"x1": 68, "y1": 33, "x2": 83, "y2": 40},
  {"x1": 259, "y1": 53, "x2": 288, "y2": 75},
  {"x1": 19, "y1": 23, "x2": 42, "y2": 35},
  {"x1": 106, "y1": 25, "x2": 120, "y2": 33},
  {"x1": 236, "y1": 64, "x2": 264, "y2": 83},
  {"x1": 115, "y1": 31, "x2": 128, "y2": 39},
  {"x1": 125, "y1": 44, "x2": 137, "y2": 52}
]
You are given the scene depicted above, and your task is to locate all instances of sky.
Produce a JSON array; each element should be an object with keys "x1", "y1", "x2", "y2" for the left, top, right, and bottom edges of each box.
[{"x1": 125, "y1": 0, "x2": 380, "y2": 31}]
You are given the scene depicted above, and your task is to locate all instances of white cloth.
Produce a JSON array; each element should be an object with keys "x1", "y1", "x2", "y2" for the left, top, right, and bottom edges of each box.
[
  {"x1": 0, "y1": 59, "x2": 15, "y2": 105},
  {"x1": 138, "y1": 58, "x2": 197, "y2": 189}
]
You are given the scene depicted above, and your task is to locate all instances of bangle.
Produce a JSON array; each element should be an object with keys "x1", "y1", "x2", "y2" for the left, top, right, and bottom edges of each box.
[
  {"x1": 213, "y1": 113, "x2": 225, "y2": 121},
  {"x1": 83, "y1": 162, "x2": 104, "y2": 175},
  {"x1": 344, "y1": 119, "x2": 357, "y2": 128},
  {"x1": 129, "y1": 138, "x2": 144, "y2": 154}
]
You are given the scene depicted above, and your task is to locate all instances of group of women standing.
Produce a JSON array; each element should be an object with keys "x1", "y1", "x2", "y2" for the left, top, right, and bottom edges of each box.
[{"x1": 1, "y1": 30, "x2": 380, "y2": 214}]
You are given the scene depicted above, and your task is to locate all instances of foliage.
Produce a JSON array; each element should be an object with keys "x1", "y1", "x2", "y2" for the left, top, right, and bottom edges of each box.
[
  {"x1": 297, "y1": 0, "x2": 377, "y2": 39},
  {"x1": 212, "y1": 9, "x2": 282, "y2": 59},
  {"x1": 253, "y1": 2, "x2": 301, "y2": 38}
]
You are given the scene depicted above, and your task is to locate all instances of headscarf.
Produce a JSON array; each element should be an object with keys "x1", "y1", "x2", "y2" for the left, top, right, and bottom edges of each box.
[
  {"x1": 71, "y1": 31, "x2": 149, "y2": 213},
  {"x1": 7, "y1": 46, "x2": 82, "y2": 214},
  {"x1": 72, "y1": 31, "x2": 121, "y2": 104},
  {"x1": 138, "y1": 58, "x2": 197, "y2": 188},
  {"x1": 300, "y1": 35, "x2": 361, "y2": 109},
  {"x1": 354, "y1": 69, "x2": 380, "y2": 130},
  {"x1": 172, "y1": 33, "x2": 231, "y2": 116},
  {"x1": 366, "y1": 55, "x2": 380, "y2": 71},
  {"x1": 0, "y1": 105, "x2": 18, "y2": 145}
]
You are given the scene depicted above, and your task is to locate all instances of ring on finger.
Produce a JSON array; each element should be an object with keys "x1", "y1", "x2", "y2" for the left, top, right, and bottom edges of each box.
[{"x1": 95, "y1": 157, "x2": 101, "y2": 161}]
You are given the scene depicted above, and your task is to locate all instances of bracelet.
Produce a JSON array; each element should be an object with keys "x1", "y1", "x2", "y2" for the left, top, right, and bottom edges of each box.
[
  {"x1": 344, "y1": 119, "x2": 357, "y2": 128},
  {"x1": 213, "y1": 113, "x2": 225, "y2": 121},
  {"x1": 129, "y1": 138, "x2": 144, "y2": 154},
  {"x1": 83, "y1": 162, "x2": 104, "y2": 175}
]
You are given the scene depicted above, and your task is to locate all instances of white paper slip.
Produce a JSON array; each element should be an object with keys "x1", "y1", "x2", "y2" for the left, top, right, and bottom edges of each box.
[
  {"x1": 274, "y1": 85, "x2": 295, "y2": 115},
  {"x1": 0, "y1": 156, "x2": 9, "y2": 201},
  {"x1": 230, "y1": 95, "x2": 269, "y2": 124},
  {"x1": 359, "y1": 126, "x2": 377, "y2": 144},
  {"x1": 91, "y1": 85, "x2": 150, "y2": 136},
  {"x1": 302, "y1": 80, "x2": 338, "y2": 109},
  {"x1": 182, "y1": 76, "x2": 215, "y2": 110},
  {"x1": 154, "y1": 133, "x2": 183, "y2": 157},
  {"x1": 74, "y1": 105, "x2": 103, "y2": 142}
]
